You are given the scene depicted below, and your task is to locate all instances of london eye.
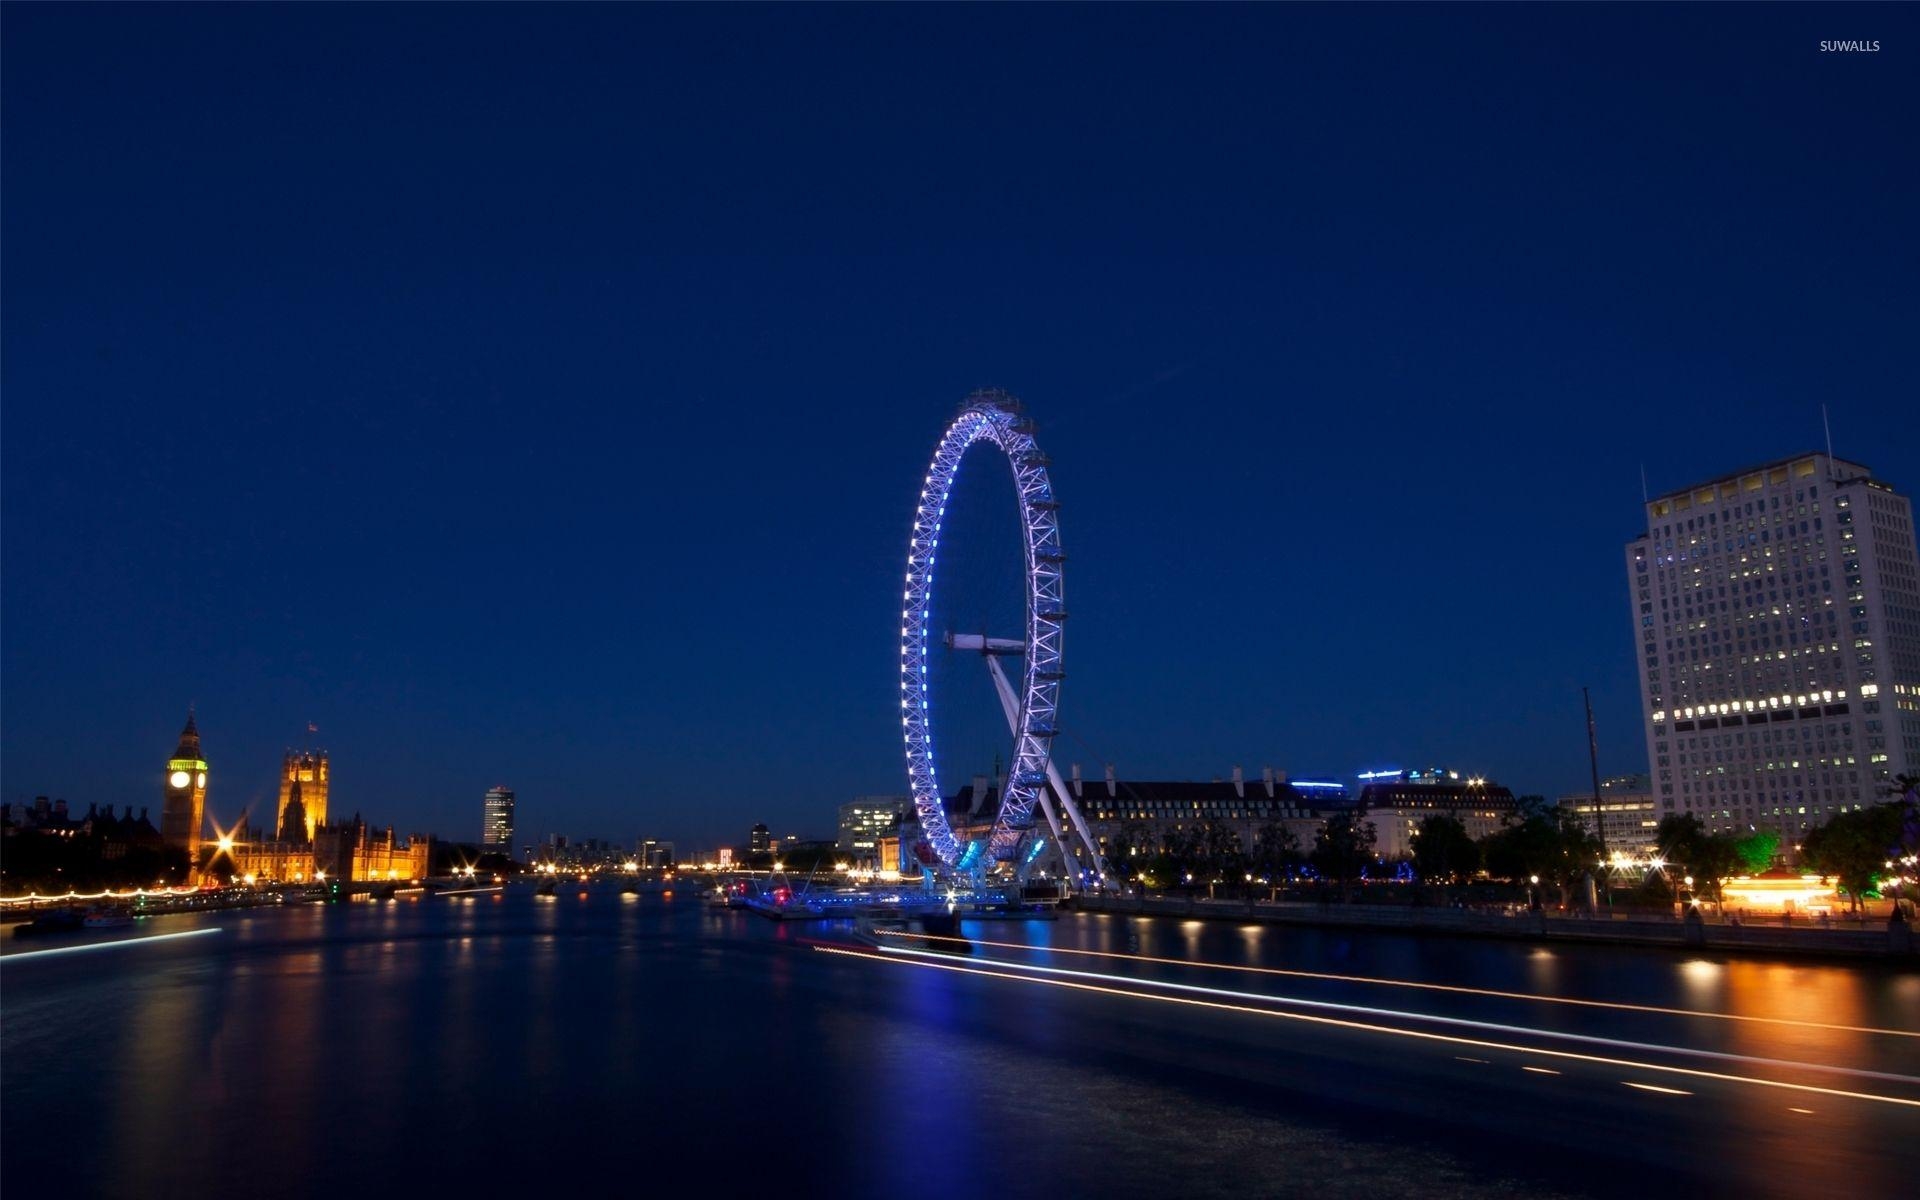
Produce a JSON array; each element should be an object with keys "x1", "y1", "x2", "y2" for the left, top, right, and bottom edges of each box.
[{"x1": 899, "y1": 391, "x2": 1106, "y2": 881}]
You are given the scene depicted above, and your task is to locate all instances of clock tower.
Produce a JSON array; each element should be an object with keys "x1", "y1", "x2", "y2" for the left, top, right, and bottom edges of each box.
[{"x1": 162, "y1": 711, "x2": 208, "y2": 858}]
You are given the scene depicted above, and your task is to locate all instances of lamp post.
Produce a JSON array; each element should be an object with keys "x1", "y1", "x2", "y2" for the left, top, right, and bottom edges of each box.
[{"x1": 1583, "y1": 687, "x2": 1610, "y2": 906}]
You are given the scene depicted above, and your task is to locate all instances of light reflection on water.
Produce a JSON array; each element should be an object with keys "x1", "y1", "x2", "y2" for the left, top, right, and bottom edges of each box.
[{"x1": 2, "y1": 890, "x2": 1913, "y2": 1200}]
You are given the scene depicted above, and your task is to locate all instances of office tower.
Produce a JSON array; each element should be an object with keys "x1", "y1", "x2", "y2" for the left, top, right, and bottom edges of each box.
[
  {"x1": 1626, "y1": 451, "x2": 1920, "y2": 836},
  {"x1": 483, "y1": 785, "x2": 516, "y2": 852},
  {"x1": 836, "y1": 796, "x2": 911, "y2": 858}
]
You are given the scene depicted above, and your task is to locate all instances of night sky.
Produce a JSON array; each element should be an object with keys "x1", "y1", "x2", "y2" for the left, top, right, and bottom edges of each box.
[{"x1": 4, "y1": 5, "x2": 1914, "y2": 851}]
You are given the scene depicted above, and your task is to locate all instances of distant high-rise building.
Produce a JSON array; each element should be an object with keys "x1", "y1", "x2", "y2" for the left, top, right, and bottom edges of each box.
[
  {"x1": 749, "y1": 822, "x2": 771, "y2": 853},
  {"x1": 1627, "y1": 452, "x2": 1920, "y2": 838},
  {"x1": 161, "y1": 712, "x2": 208, "y2": 859},
  {"x1": 837, "y1": 796, "x2": 910, "y2": 859},
  {"x1": 482, "y1": 786, "x2": 516, "y2": 853},
  {"x1": 277, "y1": 751, "x2": 329, "y2": 842}
]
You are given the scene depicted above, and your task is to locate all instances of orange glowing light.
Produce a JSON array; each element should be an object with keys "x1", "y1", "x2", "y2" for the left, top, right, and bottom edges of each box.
[
  {"x1": 870, "y1": 929, "x2": 1915, "y2": 1038},
  {"x1": 813, "y1": 946, "x2": 1920, "y2": 1110},
  {"x1": 1719, "y1": 874, "x2": 1838, "y2": 914}
]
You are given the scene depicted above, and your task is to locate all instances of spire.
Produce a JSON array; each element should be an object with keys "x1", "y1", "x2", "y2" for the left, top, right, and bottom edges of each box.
[
  {"x1": 279, "y1": 779, "x2": 309, "y2": 843},
  {"x1": 173, "y1": 710, "x2": 203, "y2": 761}
]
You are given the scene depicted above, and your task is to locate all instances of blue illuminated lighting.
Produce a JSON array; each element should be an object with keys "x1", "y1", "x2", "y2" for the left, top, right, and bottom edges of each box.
[
  {"x1": 1291, "y1": 781, "x2": 1346, "y2": 791},
  {"x1": 1356, "y1": 769, "x2": 1403, "y2": 781},
  {"x1": 898, "y1": 393, "x2": 1066, "y2": 870}
]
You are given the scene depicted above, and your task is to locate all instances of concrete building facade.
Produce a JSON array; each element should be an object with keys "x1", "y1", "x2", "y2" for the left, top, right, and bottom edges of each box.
[
  {"x1": 1556, "y1": 774, "x2": 1660, "y2": 856},
  {"x1": 1626, "y1": 452, "x2": 1920, "y2": 836},
  {"x1": 836, "y1": 796, "x2": 911, "y2": 861}
]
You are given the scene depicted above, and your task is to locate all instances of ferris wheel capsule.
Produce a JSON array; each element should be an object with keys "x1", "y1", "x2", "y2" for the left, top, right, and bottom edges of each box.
[{"x1": 899, "y1": 391, "x2": 1065, "y2": 870}]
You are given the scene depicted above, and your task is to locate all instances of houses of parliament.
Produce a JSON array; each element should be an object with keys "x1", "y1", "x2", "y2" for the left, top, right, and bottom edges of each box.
[{"x1": 160, "y1": 713, "x2": 430, "y2": 885}]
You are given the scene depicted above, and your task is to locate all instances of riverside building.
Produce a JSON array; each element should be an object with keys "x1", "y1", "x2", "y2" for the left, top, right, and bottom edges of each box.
[
  {"x1": 837, "y1": 796, "x2": 911, "y2": 862},
  {"x1": 1556, "y1": 774, "x2": 1660, "y2": 856},
  {"x1": 482, "y1": 785, "x2": 516, "y2": 853},
  {"x1": 876, "y1": 766, "x2": 1338, "y2": 878},
  {"x1": 1626, "y1": 452, "x2": 1920, "y2": 837},
  {"x1": 1353, "y1": 768, "x2": 1517, "y2": 859},
  {"x1": 276, "y1": 750, "x2": 329, "y2": 842}
]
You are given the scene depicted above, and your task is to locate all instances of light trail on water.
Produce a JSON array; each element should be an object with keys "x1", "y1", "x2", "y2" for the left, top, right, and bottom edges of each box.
[
  {"x1": 813, "y1": 944, "x2": 1920, "y2": 1110},
  {"x1": 3, "y1": 928, "x2": 221, "y2": 962},
  {"x1": 871, "y1": 928, "x2": 1919, "y2": 1039},
  {"x1": 865, "y1": 941, "x2": 1917, "y2": 1086}
]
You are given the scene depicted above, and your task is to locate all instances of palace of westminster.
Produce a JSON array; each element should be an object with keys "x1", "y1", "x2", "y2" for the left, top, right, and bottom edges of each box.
[{"x1": 162, "y1": 713, "x2": 430, "y2": 885}]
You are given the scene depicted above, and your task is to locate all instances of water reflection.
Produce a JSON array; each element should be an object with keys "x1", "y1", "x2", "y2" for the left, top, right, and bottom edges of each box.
[{"x1": 4, "y1": 889, "x2": 1914, "y2": 1200}]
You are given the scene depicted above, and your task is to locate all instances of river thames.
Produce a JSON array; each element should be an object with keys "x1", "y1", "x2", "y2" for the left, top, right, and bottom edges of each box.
[{"x1": 4, "y1": 888, "x2": 1916, "y2": 1199}]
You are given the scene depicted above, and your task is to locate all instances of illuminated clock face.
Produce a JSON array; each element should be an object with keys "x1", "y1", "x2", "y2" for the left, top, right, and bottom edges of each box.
[
  {"x1": 196, "y1": 772, "x2": 207, "y2": 788},
  {"x1": 169, "y1": 770, "x2": 191, "y2": 789}
]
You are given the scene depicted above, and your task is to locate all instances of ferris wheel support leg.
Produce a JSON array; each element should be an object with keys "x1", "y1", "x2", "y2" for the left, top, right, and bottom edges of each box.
[
  {"x1": 982, "y1": 654, "x2": 1069, "y2": 862},
  {"x1": 1042, "y1": 755, "x2": 1112, "y2": 888},
  {"x1": 981, "y1": 653, "x2": 1108, "y2": 887},
  {"x1": 1034, "y1": 791, "x2": 1070, "y2": 870}
]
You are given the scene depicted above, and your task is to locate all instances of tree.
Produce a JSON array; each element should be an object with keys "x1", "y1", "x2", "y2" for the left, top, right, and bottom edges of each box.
[
  {"x1": 1653, "y1": 813, "x2": 1709, "y2": 863},
  {"x1": 1198, "y1": 821, "x2": 1244, "y2": 883},
  {"x1": 1803, "y1": 803, "x2": 1906, "y2": 914},
  {"x1": 1554, "y1": 810, "x2": 1603, "y2": 884},
  {"x1": 1479, "y1": 805, "x2": 1602, "y2": 904},
  {"x1": 1150, "y1": 825, "x2": 1203, "y2": 890},
  {"x1": 1732, "y1": 830, "x2": 1780, "y2": 874},
  {"x1": 1411, "y1": 814, "x2": 1479, "y2": 885},
  {"x1": 1311, "y1": 812, "x2": 1376, "y2": 902},
  {"x1": 1652, "y1": 814, "x2": 1742, "y2": 903},
  {"x1": 1105, "y1": 821, "x2": 1155, "y2": 888},
  {"x1": 1481, "y1": 813, "x2": 1563, "y2": 883},
  {"x1": 1250, "y1": 821, "x2": 1301, "y2": 884}
]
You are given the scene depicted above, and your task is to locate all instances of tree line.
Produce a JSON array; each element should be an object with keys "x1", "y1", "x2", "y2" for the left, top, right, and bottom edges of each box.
[{"x1": 1105, "y1": 774, "x2": 1919, "y2": 911}]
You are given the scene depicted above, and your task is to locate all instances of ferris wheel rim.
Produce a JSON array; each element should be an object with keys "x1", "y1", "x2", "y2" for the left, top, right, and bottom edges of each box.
[{"x1": 899, "y1": 390, "x2": 1065, "y2": 870}]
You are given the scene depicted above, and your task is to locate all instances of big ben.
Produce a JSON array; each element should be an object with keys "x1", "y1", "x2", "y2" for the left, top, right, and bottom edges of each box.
[{"x1": 162, "y1": 711, "x2": 208, "y2": 858}]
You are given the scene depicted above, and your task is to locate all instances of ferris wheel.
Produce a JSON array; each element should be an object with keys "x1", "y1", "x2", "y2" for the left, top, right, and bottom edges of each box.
[{"x1": 898, "y1": 390, "x2": 1108, "y2": 882}]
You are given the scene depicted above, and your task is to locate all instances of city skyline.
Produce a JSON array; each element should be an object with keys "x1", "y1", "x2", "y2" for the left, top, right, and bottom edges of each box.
[{"x1": 4, "y1": 5, "x2": 1915, "y2": 848}]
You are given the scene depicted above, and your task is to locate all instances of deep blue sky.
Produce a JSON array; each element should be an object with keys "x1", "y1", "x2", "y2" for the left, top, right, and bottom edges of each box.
[{"x1": 4, "y1": 5, "x2": 1914, "y2": 851}]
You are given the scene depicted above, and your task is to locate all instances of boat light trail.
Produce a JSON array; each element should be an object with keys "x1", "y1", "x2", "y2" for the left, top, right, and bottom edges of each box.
[
  {"x1": 812, "y1": 945, "x2": 1920, "y2": 1110},
  {"x1": 866, "y1": 941, "x2": 1916, "y2": 1087},
  {"x1": 870, "y1": 929, "x2": 1918, "y2": 1039},
  {"x1": 4, "y1": 928, "x2": 221, "y2": 962}
]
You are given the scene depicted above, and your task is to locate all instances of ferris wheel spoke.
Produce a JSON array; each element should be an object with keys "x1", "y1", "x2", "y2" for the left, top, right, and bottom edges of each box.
[{"x1": 901, "y1": 390, "x2": 1083, "y2": 875}]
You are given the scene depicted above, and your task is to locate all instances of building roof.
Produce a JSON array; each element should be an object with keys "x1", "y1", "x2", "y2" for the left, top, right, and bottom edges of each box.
[
  {"x1": 1356, "y1": 780, "x2": 1517, "y2": 810},
  {"x1": 1646, "y1": 451, "x2": 1881, "y2": 507},
  {"x1": 172, "y1": 711, "x2": 202, "y2": 760}
]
